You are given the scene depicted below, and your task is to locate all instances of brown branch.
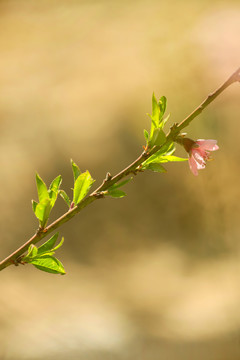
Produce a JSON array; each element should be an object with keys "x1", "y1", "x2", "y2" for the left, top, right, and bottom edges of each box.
[
  {"x1": 0, "y1": 67, "x2": 239, "y2": 272},
  {"x1": 176, "y1": 66, "x2": 240, "y2": 133}
]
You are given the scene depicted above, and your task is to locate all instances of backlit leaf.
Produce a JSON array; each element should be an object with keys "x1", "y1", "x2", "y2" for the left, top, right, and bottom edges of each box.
[
  {"x1": 23, "y1": 244, "x2": 38, "y2": 260},
  {"x1": 149, "y1": 128, "x2": 166, "y2": 147},
  {"x1": 30, "y1": 255, "x2": 66, "y2": 275},
  {"x1": 59, "y1": 190, "x2": 71, "y2": 208},
  {"x1": 36, "y1": 173, "x2": 49, "y2": 202},
  {"x1": 51, "y1": 237, "x2": 64, "y2": 252},
  {"x1": 151, "y1": 93, "x2": 159, "y2": 126},
  {"x1": 49, "y1": 175, "x2": 62, "y2": 206},
  {"x1": 158, "y1": 96, "x2": 167, "y2": 118},
  {"x1": 107, "y1": 189, "x2": 126, "y2": 198},
  {"x1": 143, "y1": 163, "x2": 167, "y2": 173},
  {"x1": 144, "y1": 129, "x2": 149, "y2": 142},
  {"x1": 158, "y1": 155, "x2": 188, "y2": 163},
  {"x1": 34, "y1": 199, "x2": 51, "y2": 227},
  {"x1": 37, "y1": 233, "x2": 59, "y2": 255},
  {"x1": 73, "y1": 171, "x2": 95, "y2": 205},
  {"x1": 71, "y1": 160, "x2": 81, "y2": 183},
  {"x1": 108, "y1": 178, "x2": 132, "y2": 191},
  {"x1": 32, "y1": 200, "x2": 38, "y2": 214}
]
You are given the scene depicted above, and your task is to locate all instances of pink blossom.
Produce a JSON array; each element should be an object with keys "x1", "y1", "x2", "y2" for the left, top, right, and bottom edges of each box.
[{"x1": 188, "y1": 139, "x2": 219, "y2": 176}]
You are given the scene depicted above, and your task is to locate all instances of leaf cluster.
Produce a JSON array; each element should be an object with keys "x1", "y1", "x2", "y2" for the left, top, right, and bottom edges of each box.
[
  {"x1": 32, "y1": 174, "x2": 62, "y2": 228},
  {"x1": 143, "y1": 94, "x2": 187, "y2": 172},
  {"x1": 59, "y1": 160, "x2": 95, "y2": 208},
  {"x1": 30, "y1": 161, "x2": 96, "y2": 274},
  {"x1": 144, "y1": 94, "x2": 169, "y2": 149},
  {"x1": 22, "y1": 233, "x2": 65, "y2": 274}
]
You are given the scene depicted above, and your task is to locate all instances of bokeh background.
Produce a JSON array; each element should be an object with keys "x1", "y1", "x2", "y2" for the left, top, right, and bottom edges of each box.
[{"x1": 0, "y1": 0, "x2": 240, "y2": 359}]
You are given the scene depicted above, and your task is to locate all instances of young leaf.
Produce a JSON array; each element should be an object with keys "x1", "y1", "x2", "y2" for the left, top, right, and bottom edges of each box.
[
  {"x1": 108, "y1": 178, "x2": 132, "y2": 191},
  {"x1": 51, "y1": 237, "x2": 64, "y2": 252},
  {"x1": 23, "y1": 244, "x2": 38, "y2": 260},
  {"x1": 144, "y1": 129, "x2": 149, "y2": 142},
  {"x1": 156, "y1": 141, "x2": 175, "y2": 156},
  {"x1": 49, "y1": 175, "x2": 62, "y2": 206},
  {"x1": 71, "y1": 160, "x2": 81, "y2": 183},
  {"x1": 59, "y1": 190, "x2": 71, "y2": 208},
  {"x1": 151, "y1": 93, "x2": 159, "y2": 126},
  {"x1": 34, "y1": 198, "x2": 52, "y2": 227},
  {"x1": 37, "y1": 233, "x2": 59, "y2": 255},
  {"x1": 36, "y1": 173, "x2": 49, "y2": 202},
  {"x1": 143, "y1": 163, "x2": 167, "y2": 173},
  {"x1": 157, "y1": 155, "x2": 188, "y2": 163},
  {"x1": 160, "y1": 113, "x2": 170, "y2": 128},
  {"x1": 73, "y1": 171, "x2": 95, "y2": 205},
  {"x1": 158, "y1": 96, "x2": 167, "y2": 119},
  {"x1": 149, "y1": 128, "x2": 166, "y2": 147},
  {"x1": 32, "y1": 200, "x2": 38, "y2": 214},
  {"x1": 143, "y1": 142, "x2": 175, "y2": 166},
  {"x1": 143, "y1": 154, "x2": 187, "y2": 165},
  {"x1": 29, "y1": 255, "x2": 66, "y2": 275},
  {"x1": 49, "y1": 175, "x2": 62, "y2": 193},
  {"x1": 30, "y1": 245, "x2": 38, "y2": 257},
  {"x1": 107, "y1": 189, "x2": 126, "y2": 198}
]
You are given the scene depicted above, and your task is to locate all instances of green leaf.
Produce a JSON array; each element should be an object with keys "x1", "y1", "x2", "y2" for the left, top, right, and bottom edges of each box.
[
  {"x1": 51, "y1": 237, "x2": 64, "y2": 252},
  {"x1": 143, "y1": 142, "x2": 175, "y2": 167},
  {"x1": 37, "y1": 233, "x2": 59, "y2": 255},
  {"x1": 108, "y1": 178, "x2": 132, "y2": 191},
  {"x1": 152, "y1": 93, "x2": 159, "y2": 126},
  {"x1": 149, "y1": 128, "x2": 166, "y2": 147},
  {"x1": 48, "y1": 176, "x2": 62, "y2": 208},
  {"x1": 159, "y1": 113, "x2": 170, "y2": 129},
  {"x1": 158, "y1": 141, "x2": 176, "y2": 156},
  {"x1": 158, "y1": 155, "x2": 188, "y2": 163},
  {"x1": 33, "y1": 174, "x2": 62, "y2": 227},
  {"x1": 31, "y1": 245, "x2": 38, "y2": 257},
  {"x1": 23, "y1": 244, "x2": 38, "y2": 260},
  {"x1": 148, "y1": 94, "x2": 168, "y2": 147},
  {"x1": 158, "y1": 96, "x2": 167, "y2": 119},
  {"x1": 143, "y1": 163, "x2": 167, "y2": 173},
  {"x1": 71, "y1": 160, "x2": 81, "y2": 183},
  {"x1": 107, "y1": 189, "x2": 126, "y2": 198},
  {"x1": 32, "y1": 200, "x2": 38, "y2": 214},
  {"x1": 73, "y1": 171, "x2": 95, "y2": 205},
  {"x1": 49, "y1": 175, "x2": 62, "y2": 205},
  {"x1": 49, "y1": 175, "x2": 62, "y2": 193},
  {"x1": 144, "y1": 129, "x2": 149, "y2": 142},
  {"x1": 59, "y1": 190, "x2": 71, "y2": 208},
  {"x1": 36, "y1": 173, "x2": 49, "y2": 202},
  {"x1": 143, "y1": 152, "x2": 187, "y2": 166},
  {"x1": 34, "y1": 198, "x2": 52, "y2": 227},
  {"x1": 30, "y1": 255, "x2": 66, "y2": 275}
]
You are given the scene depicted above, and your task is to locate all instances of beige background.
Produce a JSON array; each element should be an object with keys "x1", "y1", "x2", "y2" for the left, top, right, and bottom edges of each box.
[{"x1": 0, "y1": 0, "x2": 240, "y2": 359}]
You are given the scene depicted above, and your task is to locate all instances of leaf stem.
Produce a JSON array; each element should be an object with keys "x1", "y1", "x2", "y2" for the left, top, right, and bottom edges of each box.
[{"x1": 0, "y1": 67, "x2": 239, "y2": 272}]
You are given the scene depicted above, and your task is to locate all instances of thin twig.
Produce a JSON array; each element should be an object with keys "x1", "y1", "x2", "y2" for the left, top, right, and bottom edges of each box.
[
  {"x1": 176, "y1": 66, "x2": 240, "y2": 132},
  {"x1": 0, "y1": 67, "x2": 239, "y2": 272}
]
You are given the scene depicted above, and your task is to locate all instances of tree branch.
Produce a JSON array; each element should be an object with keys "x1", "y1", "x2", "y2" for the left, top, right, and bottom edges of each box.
[
  {"x1": 176, "y1": 67, "x2": 240, "y2": 133},
  {"x1": 0, "y1": 67, "x2": 239, "y2": 272}
]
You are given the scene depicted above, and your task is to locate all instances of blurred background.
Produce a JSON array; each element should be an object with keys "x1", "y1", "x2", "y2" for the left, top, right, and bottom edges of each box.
[{"x1": 0, "y1": 0, "x2": 240, "y2": 359}]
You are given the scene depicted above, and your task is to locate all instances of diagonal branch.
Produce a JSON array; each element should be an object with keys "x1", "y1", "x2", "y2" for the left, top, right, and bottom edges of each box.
[
  {"x1": 176, "y1": 66, "x2": 240, "y2": 132},
  {"x1": 0, "y1": 67, "x2": 239, "y2": 272}
]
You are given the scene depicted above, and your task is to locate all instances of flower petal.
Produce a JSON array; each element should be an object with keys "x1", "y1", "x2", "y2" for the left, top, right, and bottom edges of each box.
[
  {"x1": 196, "y1": 161, "x2": 206, "y2": 170},
  {"x1": 188, "y1": 156, "x2": 198, "y2": 176},
  {"x1": 192, "y1": 150, "x2": 206, "y2": 165},
  {"x1": 196, "y1": 139, "x2": 219, "y2": 151}
]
